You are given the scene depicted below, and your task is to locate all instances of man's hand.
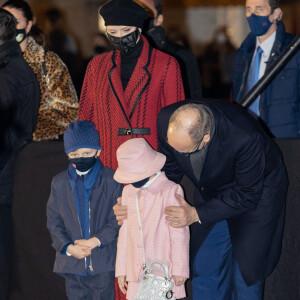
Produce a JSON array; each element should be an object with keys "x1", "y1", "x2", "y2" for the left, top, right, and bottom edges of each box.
[
  {"x1": 113, "y1": 197, "x2": 127, "y2": 225},
  {"x1": 165, "y1": 194, "x2": 199, "y2": 227},
  {"x1": 74, "y1": 237, "x2": 100, "y2": 250},
  {"x1": 66, "y1": 244, "x2": 91, "y2": 259},
  {"x1": 117, "y1": 276, "x2": 127, "y2": 295},
  {"x1": 172, "y1": 275, "x2": 187, "y2": 286}
]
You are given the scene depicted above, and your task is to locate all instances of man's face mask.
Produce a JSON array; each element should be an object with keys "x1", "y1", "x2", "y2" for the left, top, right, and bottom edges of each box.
[
  {"x1": 16, "y1": 28, "x2": 27, "y2": 44},
  {"x1": 70, "y1": 156, "x2": 97, "y2": 172},
  {"x1": 107, "y1": 28, "x2": 140, "y2": 55},
  {"x1": 145, "y1": 19, "x2": 167, "y2": 50},
  {"x1": 131, "y1": 177, "x2": 150, "y2": 188},
  {"x1": 247, "y1": 13, "x2": 273, "y2": 37}
]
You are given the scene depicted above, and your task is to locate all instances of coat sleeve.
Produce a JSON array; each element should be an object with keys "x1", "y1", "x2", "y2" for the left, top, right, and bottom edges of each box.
[
  {"x1": 161, "y1": 56, "x2": 185, "y2": 106},
  {"x1": 168, "y1": 185, "x2": 190, "y2": 278},
  {"x1": 115, "y1": 192, "x2": 128, "y2": 277},
  {"x1": 0, "y1": 78, "x2": 17, "y2": 168},
  {"x1": 46, "y1": 177, "x2": 73, "y2": 252},
  {"x1": 45, "y1": 52, "x2": 78, "y2": 122},
  {"x1": 93, "y1": 181, "x2": 122, "y2": 247},
  {"x1": 196, "y1": 132, "x2": 265, "y2": 227},
  {"x1": 78, "y1": 59, "x2": 96, "y2": 121},
  {"x1": 178, "y1": 48, "x2": 202, "y2": 98}
]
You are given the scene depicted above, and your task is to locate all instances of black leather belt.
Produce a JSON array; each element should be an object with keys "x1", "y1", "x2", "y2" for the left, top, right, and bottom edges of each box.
[{"x1": 118, "y1": 128, "x2": 151, "y2": 136}]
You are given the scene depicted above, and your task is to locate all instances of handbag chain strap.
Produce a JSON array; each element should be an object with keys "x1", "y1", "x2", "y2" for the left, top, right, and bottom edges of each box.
[{"x1": 135, "y1": 193, "x2": 147, "y2": 269}]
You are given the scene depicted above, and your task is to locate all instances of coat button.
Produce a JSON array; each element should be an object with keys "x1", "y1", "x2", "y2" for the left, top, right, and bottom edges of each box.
[{"x1": 201, "y1": 187, "x2": 205, "y2": 191}]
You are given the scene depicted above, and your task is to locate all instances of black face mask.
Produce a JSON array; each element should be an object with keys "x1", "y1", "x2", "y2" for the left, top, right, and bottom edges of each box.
[
  {"x1": 131, "y1": 177, "x2": 150, "y2": 188},
  {"x1": 146, "y1": 25, "x2": 167, "y2": 50},
  {"x1": 107, "y1": 28, "x2": 140, "y2": 55},
  {"x1": 16, "y1": 28, "x2": 27, "y2": 44},
  {"x1": 70, "y1": 156, "x2": 97, "y2": 172}
]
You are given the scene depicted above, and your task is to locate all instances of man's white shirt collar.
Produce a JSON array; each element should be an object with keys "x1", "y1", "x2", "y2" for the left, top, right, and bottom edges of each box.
[{"x1": 256, "y1": 31, "x2": 276, "y2": 62}]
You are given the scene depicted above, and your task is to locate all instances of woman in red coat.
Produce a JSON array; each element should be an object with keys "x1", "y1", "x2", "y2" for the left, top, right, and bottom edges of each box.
[{"x1": 79, "y1": 0, "x2": 184, "y2": 170}]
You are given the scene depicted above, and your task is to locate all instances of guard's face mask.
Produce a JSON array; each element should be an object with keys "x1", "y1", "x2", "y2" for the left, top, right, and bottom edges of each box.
[
  {"x1": 247, "y1": 13, "x2": 273, "y2": 36},
  {"x1": 107, "y1": 28, "x2": 140, "y2": 55}
]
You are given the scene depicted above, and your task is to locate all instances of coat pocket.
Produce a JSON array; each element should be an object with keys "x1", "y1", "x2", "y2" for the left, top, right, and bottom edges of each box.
[{"x1": 271, "y1": 68, "x2": 297, "y2": 101}]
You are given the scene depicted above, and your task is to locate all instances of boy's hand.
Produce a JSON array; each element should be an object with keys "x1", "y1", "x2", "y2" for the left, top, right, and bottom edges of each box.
[
  {"x1": 74, "y1": 237, "x2": 100, "y2": 250},
  {"x1": 67, "y1": 244, "x2": 91, "y2": 259},
  {"x1": 172, "y1": 275, "x2": 187, "y2": 286},
  {"x1": 117, "y1": 276, "x2": 127, "y2": 295},
  {"x1": 113, "y1": 197, "x2": 127, "y2": 225}
]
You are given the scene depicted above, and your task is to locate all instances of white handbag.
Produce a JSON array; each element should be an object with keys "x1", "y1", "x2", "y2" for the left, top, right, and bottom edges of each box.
[{"x1": 134, "y1": 194, "x2": 175, "y2": 300}]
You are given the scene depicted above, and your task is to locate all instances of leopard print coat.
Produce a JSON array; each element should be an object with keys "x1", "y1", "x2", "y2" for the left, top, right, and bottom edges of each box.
[{"x1": 23, "y1": 36, "x2": 78, "y2": 141}]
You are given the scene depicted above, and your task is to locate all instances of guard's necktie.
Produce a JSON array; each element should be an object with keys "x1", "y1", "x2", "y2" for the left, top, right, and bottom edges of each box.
[{"x1": 247, "y1": 46, "x2": 263, "y2": 116}]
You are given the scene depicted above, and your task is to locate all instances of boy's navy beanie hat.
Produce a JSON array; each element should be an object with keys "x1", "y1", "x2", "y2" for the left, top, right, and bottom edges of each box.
[{"x1": 64, "y1": 120, "x2": 103, "y2": 154}]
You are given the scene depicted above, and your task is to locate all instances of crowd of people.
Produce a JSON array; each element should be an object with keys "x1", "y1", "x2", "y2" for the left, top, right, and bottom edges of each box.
[{"x1": 0, "y1": 0, "x2": 299, "y2": 299}]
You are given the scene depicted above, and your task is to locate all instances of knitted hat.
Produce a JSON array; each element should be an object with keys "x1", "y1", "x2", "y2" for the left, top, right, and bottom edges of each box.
[
  {"x1": 100, "y1": 0, "x2": 148, "y2": 28},
  {"x1": 114, "y1": 138, "x2": 166, "y2": 184},
  {"x1": 64, "y1": 121, "x2": 102, "y2": 154}
]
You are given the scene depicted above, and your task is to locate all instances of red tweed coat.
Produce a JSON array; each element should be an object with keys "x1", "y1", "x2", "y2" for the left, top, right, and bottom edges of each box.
[{"x1": 79, "y1": 36, "x2": 184, "y2": 170}]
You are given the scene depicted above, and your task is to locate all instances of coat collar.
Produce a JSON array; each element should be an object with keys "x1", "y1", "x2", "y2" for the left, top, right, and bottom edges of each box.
[
  {"x1": 108, "y1": 35, "x2": 152, "y2": 123},
  {"x1": 23, "y1": 36, "x2": 45, "y2": 64},
  {"x1": 126, "y1": 172, "x2": 170, "y2": 196}
]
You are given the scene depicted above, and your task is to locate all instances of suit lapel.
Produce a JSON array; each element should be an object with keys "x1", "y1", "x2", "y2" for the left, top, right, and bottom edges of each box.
[
  {"x1": 124, "y1": 36, "x2": 152, "y2": 120},
  {"x1": 108, "y1": 51, "x2": 131, "y2": 128}
]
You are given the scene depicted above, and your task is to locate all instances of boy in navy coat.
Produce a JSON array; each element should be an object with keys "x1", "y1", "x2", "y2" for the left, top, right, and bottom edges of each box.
[{"x1": 47, "y1": 120, "x2": 122, "y2": 300}]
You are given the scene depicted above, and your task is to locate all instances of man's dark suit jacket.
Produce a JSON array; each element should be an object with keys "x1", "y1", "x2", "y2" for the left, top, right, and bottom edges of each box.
[{"x1": 157, "y1": 99, "x2": 288, "y2": 286}]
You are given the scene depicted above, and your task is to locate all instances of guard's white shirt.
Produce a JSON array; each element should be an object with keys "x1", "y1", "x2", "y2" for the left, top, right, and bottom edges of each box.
[{"x1": 251, "y1": 31, "x2": 277, "y2": 79}]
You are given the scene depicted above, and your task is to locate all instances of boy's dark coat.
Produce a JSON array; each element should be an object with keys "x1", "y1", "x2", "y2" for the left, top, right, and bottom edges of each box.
[{"x1": 47, "y1": 165, "x2": 122, "y2": 274}]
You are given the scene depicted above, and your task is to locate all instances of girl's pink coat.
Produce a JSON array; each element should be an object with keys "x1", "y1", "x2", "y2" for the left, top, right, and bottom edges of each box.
[{"x1": 116, "y1": 172, "x2": 190, "y2": 299}]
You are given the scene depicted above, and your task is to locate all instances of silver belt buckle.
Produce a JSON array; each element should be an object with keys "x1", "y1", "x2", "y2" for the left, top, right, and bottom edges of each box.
[{"x1": 125, "y1": 128, "x2": 131, "y2": 135}]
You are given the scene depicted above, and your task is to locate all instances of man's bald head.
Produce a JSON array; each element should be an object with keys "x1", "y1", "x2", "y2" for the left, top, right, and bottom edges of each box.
[{"x1": 168, "y1": 103, "x2": 212, "y2": 145}]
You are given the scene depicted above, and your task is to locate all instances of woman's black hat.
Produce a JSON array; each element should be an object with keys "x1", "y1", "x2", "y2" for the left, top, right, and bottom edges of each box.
[{"x1": 100, "y1": 0, "x2": 148, "y2": 28}]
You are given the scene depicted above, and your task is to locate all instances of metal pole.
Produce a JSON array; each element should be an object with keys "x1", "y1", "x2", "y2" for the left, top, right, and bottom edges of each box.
[{"x1": 240, "y1": 34, "x2": 300, "y2": 108}]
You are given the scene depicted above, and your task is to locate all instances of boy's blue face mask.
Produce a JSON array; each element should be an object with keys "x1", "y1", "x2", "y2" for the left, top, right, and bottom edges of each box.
[
  {"x1": 131, "y1": 177, "x2": 150, "y2": 188},
  {"x1": 70, "y1": 156, "x2": 97, "y2": 172},
  {"x1": 247, "y1": 13, "x2": 273, "y2": 37}
]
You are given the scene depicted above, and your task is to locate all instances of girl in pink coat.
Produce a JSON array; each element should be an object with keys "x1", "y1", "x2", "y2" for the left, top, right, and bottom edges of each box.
[{"x1": 114, "y1": 138, "x2": 189, "y2": 300}]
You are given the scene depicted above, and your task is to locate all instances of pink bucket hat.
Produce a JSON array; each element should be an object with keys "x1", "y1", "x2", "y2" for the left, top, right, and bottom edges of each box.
[{"x1": 114, "y1": 138, "x2": 166, "y2": 184}]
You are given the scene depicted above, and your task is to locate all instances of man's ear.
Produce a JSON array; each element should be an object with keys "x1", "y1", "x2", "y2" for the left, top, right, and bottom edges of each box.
[
  {"x1": 271, "y1": 8, "x2": 282, "y2": 22},
  {"x1": 154, "y1": 14, "x2": 164, "y2": 27},
  {"x1": 203, "y1": 133, "x2": 210, "y2": 144}
]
